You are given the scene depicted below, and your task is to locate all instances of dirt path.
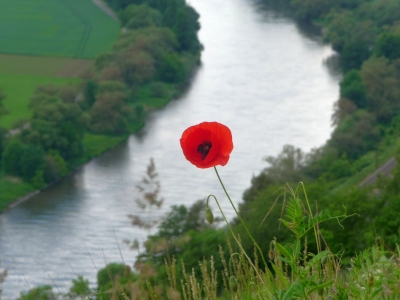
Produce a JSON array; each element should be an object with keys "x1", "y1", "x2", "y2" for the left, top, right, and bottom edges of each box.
[
  {"x1": 92, "y1": 0, "x2": 119, "y2": 21},
  {"x1": 359, "y1": 157, "x2": 397, "y2": 187}
]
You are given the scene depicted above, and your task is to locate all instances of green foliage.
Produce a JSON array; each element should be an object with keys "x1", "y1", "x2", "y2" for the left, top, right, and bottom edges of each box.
[
  {"x1": 90, "y1": 91, "x2": 132, "y2": 134},
  {"x1": 2, "y1": 140, "x2": 46, "y2": 180},
  {"x1": 3, "y1": 140, "x2": 25, "y2": 177},
  {"x1": 120, "y1": 4, "x2": 162, "y2": 28},
  {"x1": 31, "y1": 170, "x2": 46, "y2": 190},
  {"x1": 20, "y1": 145, "x2": 46, "y2": 180},
  {"x1": 375, "y1": 32, "x2": 400, "y2": 60},
  {"x1": 326, "y1": 154, "x2": 353, "y2": 180},
  {"x1": 68, "y1": 275, "x2": 91, "y2": 296},
  {"x1": 340, "y1": 69, "x2": 367, "y2": 108},
  {"x1": 360, "y1": 56, "x2": 400, "y2": 123},
  {"x1": 329, "y1": 109, "x2": 380, "y2": 159},
  {"x1": 264, "y1": 145, "x2": 307, "y2": 183},
  {"x1": 0, "y1": 72, "x2": 80, "y2": 129},
  {"x1": 43, "y1": 151, "x2": 69, "y2": 182},
  {"x1": 17, "y1": 285, "x2": 56, "y2": 300},
  {"x1": 291, "y1": 0, "x2": 335, "y2": 21},
  {"x1": 172, "y1": 5, "x2": 202, "y2": 53},
  {"x1": 97, "y1": 263, "x2": 129, "y2": 288},
  {"x1": 357, "y1": 0, "x2": 400, "y2": 27},
  {"x1": 157, "y1": 53, "x2": 186, "y2": 83},
  {"x1": 21, "y1": 85, "x2": 89, "y2": 159},
  {"x1": 83, "y1": 133, "x2": 128, "y2": 159},
  {"x1": 112, "y1": 27, "x2": 178, "y2": 59},
  {"x1": 83, "y1": 80, "x2": 99, "y2": 109},
  {"x1": 340, "y1": 41, "x2": 371, "y2": 71},
  {"x1": 97, "y1": 263, "x2": 137, "y2": 299}
]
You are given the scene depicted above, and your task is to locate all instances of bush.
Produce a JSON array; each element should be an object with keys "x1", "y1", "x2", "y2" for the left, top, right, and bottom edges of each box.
[
  {"x1": 97, "y1": 263, "x2": 130, "y2": 289},
  {"x1": 17, "y1": 285, "x2": 56, "y2": 300}
]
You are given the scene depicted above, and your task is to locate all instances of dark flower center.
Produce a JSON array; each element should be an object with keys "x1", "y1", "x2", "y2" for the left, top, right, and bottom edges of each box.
[{"x1": 197, "y1": 140, "x2": 212, "y2": 160}]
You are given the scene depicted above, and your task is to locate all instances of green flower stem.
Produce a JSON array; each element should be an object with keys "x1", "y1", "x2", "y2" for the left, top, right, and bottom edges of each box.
[
  {"x1": 213, "y1": 167, "x2": 268, "y2": 268},
  {"x1": 206, "y1": 194, "x2": 265, "y2": 286},
  {"x1": 298, "y1": 182, "x2": 321, "y2": 253}
]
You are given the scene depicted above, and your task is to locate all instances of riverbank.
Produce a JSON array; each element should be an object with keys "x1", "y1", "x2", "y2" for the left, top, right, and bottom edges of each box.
[
  {"x1": 0, "y1": 0, "x2": 202, "y2": 213},
  {"x1": 0, "y1": 90, "x2": 176, "y2": 212},
  {"x1": 0, "y1": 135, "x2": 128, "y2": 212}
]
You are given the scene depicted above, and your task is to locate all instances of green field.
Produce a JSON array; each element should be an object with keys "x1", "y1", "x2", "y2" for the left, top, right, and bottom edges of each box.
[
  {"x1": 0, "y1": 0, "x2": 120, "y2": 58},
  {"x1": 0, "y1": 72, "x2": 80, "y2": 128}
]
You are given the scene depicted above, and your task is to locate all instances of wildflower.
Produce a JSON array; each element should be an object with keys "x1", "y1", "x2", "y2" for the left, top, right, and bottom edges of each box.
[{"x1": 180, "y1": 122, "x2": 233, "y2": 168}]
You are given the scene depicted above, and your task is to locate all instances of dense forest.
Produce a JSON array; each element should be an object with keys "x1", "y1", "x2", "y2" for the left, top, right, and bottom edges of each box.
[
  {"x1": 10, "y1": 0, "x2": 400, "y2": 298},
  {"x1": 0, "y1": 0, "x2": 202, "y2": 207}
]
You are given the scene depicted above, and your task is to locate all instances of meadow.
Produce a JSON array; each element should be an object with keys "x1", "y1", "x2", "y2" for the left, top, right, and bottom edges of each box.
[
  {"x1": 0, "y1": 61, "x2": 81, "y2": 129},
  {"x1": 0, "y1": 0, "x2": 120, "y2": 58}
]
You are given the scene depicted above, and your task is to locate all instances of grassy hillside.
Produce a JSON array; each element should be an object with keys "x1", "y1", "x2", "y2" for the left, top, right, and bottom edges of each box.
[{"x1": 0, "y1": 0, "x2": 119, "y2": 58}]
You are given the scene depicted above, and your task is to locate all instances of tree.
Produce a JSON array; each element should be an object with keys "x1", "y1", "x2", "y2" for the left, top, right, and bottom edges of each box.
[
  {"x1": 120, "y1": 4, "x2": 162, "y2": 29},
  {"x1": 17, "y1": 285, "x2": 56, "y2": 300},
  {"x1": 332, "y1": 98, "x2": 358, "y2": 126},
  {"x1": 2, "y1": 140, "x2": 46, "y2": 181},
  {"x1": 23, "y1": 88, "x2": 89, "y2": 159},
  {"x1": 113, "y1": 27, "x2": 178, "y2": 62},
  {"x1": 360, "y1": 56, "x2": 400, "y2": 122},
  {"x1": 0, "y1": 89, "x2": 8, "y2": 115},
  {"x1": 339, "y1": 69, "x2": 367, "y2": 108},
  {"x1": 68, "y1": 276, "x2": 91, "y2": 298},
  {"x1": 2, "y1": 140, "x2": 24, "y2": 176},
  {"x1": 375, "y1": 33, "x2": 400, "y2": 60},
  {"x1": 172, "y1": 6, "x2": 201, "y2": 53},
  {"x1": 83, "y1": 80, "x2": 98, "y2": 108},
  {"x1": 340, "y1": 41, "x2": 371, "y2": 71},
  {"x1": 43, "y1": 151, "x2": 68, "y2": 182},
  {"x1": 291, "y1": 0, "x2": 335, "y2": 21},
  {"x1": 324, "y1": 13, "x2": 376, "y2": 71},
  {"x1": 19, "y1": 144, "x2": 46, "y2": 180},
  {"x1": 121, "y1": 49, "x2": 155, "y2": 86},
  {"x1": 90, "y1": 91, "x2": 132, "y2": 134},
  {"x1": 156, "y1": 53, "x2": 185, "y2": 83},
  {"x1": 329, "y1": 110, "x2": 380, "y2": 159},
  {"x1": 263, "y1": 144, "x2": 307, "y2": 183}
]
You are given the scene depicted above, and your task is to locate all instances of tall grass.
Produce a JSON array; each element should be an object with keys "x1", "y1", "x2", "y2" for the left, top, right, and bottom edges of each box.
[{"x1": 92, "y1": 183, "x2": 400, "y2": 299}]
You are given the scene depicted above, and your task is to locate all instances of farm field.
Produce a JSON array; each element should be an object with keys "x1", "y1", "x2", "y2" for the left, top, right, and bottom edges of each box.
[
  {"x1": 0, "y1": 0, "x2": 120, "y2": 58},
  {"x1": 0, "y1": 53, "x2": 89, "y2": 128},
  {"x1": 0, "y1": 54, "x2": 93, "y2": 77},
  {"x1": 0, "y1": 72, "x2": 80, "y2": 129}
]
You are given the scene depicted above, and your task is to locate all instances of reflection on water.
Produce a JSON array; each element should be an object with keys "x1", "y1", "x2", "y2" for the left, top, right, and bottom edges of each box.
[{"x1": 0, "y1": 0, "x2": 340, "y2": 297}]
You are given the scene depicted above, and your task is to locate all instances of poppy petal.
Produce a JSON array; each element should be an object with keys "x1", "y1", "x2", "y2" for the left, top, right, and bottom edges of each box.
[{"x1": 180, "y1": 122, "x2": 233, "y2": 168}]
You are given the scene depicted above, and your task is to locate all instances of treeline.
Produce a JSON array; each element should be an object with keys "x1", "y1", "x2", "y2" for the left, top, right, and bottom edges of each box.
[
  {"x1": 0, "y1": 0, "x2": 201, "y2": 193},
  {"x1": 233, "y1": 0, "x2": 400, "y2": 259}
]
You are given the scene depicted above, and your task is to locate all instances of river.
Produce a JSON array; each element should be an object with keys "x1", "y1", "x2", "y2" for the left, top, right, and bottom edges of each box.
[{"x1": 0, "y1": 0, "x2": 340, "y2": 298}]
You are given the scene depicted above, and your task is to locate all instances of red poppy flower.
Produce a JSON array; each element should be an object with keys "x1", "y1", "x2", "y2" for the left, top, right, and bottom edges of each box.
[{"x1": 180, "y1": 122, "x2": 233, "y2": 168}]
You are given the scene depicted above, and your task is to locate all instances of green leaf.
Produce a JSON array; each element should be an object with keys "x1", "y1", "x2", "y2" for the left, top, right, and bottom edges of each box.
[
  {"x1": 270, "y1": 262, "x2": 289, "y2": 288},
  {"x1": 275, "y1": 242, "x2": 293, "y2": 262},
  {"x1": 308, "y1": 280, "x2": 333, "y2": 294}
]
